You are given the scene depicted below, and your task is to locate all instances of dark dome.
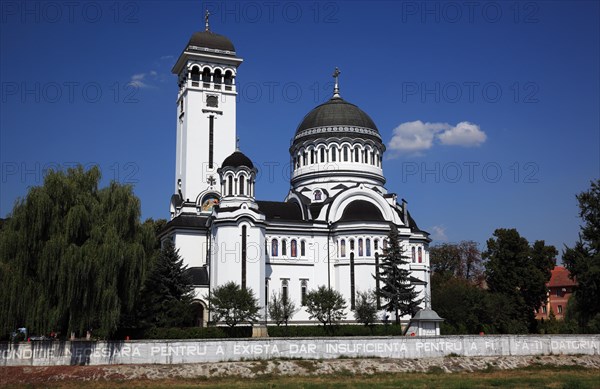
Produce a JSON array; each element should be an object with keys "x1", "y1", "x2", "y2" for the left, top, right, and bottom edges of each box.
[
  {"x1": 188, "y1": 31, "x2": 236, "y2": 54},
  {"x1": 296, "y1": 97, "x2": 378, "y2": 133},
  {"x1": 222, "y1": 151, "x2": 253, "y2": 169}
]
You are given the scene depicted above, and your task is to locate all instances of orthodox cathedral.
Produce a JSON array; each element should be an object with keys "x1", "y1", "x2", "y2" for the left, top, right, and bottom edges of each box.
[{"x1": 161, "y1": 17, "x2": 431, "y2": 326}]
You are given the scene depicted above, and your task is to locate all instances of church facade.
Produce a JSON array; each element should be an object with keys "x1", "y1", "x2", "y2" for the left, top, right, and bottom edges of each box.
[{"x1": 161, "y1": 21, "x2": 431, "y2": 326}]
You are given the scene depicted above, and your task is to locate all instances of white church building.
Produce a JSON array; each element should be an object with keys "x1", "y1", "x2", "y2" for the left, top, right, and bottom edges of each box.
[{"x1": 161, "y1": 19, "x2": 431, "y2": 326}]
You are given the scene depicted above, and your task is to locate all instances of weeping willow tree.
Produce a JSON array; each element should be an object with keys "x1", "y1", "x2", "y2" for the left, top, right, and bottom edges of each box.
[{"x1": 0, "y1": 166, "x2": 155, "y2": 338}]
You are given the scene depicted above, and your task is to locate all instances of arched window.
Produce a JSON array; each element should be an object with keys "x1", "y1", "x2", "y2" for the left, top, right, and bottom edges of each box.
[
  {"x1": 227, "y1": 176, "x2": 233, "y2": 196},
  {"x1": 358, "y1": 238, "x2": 363, "y2": 256},
  {"x1": 350, "y1": 239, "x2": 355, "y2": 252},
  {"x1": 202, "y1": 67, "x2": 211, "y2": 85},
  {"x1": 310, "y1": 150, "x2": 315, "y2": 164},
  {"x1": 411, "y1": 247, "x2": 416, "y2": 263},
  {"x1": 371, "y1": 151, "x2": 375, "y2": 165},
  {"x1": 418, "y1": 247, "x2": 422, "y2": 263},
  {"x1": 291, "y1": 239, "x2": 298, "y2": 257},
  {"x1": 224, "y1": 70, "x2": 233, "y2": 90},
  {"x1": 354, "y1": 147, "x2": 359, "y2": 162},
  {"x1": 191, "y1": 67, "x2": 200, "y2": 86},
  {"x1": 343, "y1": 146, "x2": 349, "y2": 161},
  {"x1": 301, "y1": 240, "x2": 306, "y2": 256},
  {"x1": 301, "y1": 280, "x2": 308, "y2": 305},
  {"x1": 271, "y1": 239, "x2": 278, "y2": 257},
  {"x1": 303, "y1": 151, "x2": 307, "y2": 166},
  {"x1": 282, "y1": 239, "x2": 287, "y2": 256},
  {"x1": 282, "y1": 279, "x2": 289, "y2": 301},
  {"x1": 213, "y1": 69, "x2": 222, "y2": 85},
  {"x1": 320, "y1": 148, "x2": 325, "y2": 163},
  {"x1": 374, "y1": 239, "x2": 379, "y2": 250},
  {"x1": 331, "y1": 146, "x2": 337, "y2": 162},
  {"x1": 366, "y1": 238, "x2": 371, "y2": 256},
  {"x1": 340, "y1": 239, "x2": 346, "y2": 257},
  {"x1": 239, "y1": 175, "x2": 245, "y2": 195},
  {"x1": 363, "y1": 149, "x2": 368, "y2": 163}
]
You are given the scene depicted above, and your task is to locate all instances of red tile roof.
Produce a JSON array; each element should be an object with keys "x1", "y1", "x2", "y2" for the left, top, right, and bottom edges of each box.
[{"x1": 547, "y1": 266, "x2": 577, "y2": 287}]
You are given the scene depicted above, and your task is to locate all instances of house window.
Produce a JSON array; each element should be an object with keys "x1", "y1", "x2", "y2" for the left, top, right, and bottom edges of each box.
[
  {"x1": 366, "y1": 238, "x2": 371, "y2": 256},
  {"x1": 542, "y1": 306, "x2": 547, "y2": 314},
  {"x1": 340, "y1": 239, "x2": 346, "y2": 257},
  {"x1": 271, "y1": 239, "x2": 278, "y2": 257},
  {"x1": 558, "y1": 305, "x2": 563, "y2": 314},
  {"x1": 301, "y1": 280, "x2": 308, "y2": 306},
  {"x1": 418, "y1": 247, "x2": 422, "y2": 263},
  {"x1": 411, "y1": 247, "x2": 416, "y2": 263},
  {"x1": 556, "y1": 289, "x2": 562, "y2": 297},
  {"x1": 282, "y1": 279, "x2": 289, "y2": 301},
  {"x1": 300, "y1": 240, "x2": 306, "y2": 256},
  {"x1": 291, "y1": 239, "x2": 298, "y2": 257},
  {"x1": 282, "y1": 239, "x2": 287, "y2": 256}
]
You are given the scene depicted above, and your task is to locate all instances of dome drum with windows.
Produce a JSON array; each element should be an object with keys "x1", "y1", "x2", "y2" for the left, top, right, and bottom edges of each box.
[{"x1": 290, "y1": 68, "x2": 386, "y2": 189}]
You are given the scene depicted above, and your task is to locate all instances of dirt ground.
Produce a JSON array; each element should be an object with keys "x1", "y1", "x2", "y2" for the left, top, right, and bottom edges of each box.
[{"x1": 1, "y1": 354, "x2": 599, "y2": 386}]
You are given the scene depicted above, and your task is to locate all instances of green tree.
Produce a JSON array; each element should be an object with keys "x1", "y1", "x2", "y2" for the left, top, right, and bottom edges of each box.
[
  {"x1": 375, "y1": 227, "x2": 422, "y2": 324},
  {"x1": 353, "y1": 290, "x2": 378, "y2": 326},
  {"x1": 483, "y1": 228, "x2": 556, "y2": 332},
  {"x1": 136, "y1": 240, "x2": 195, "y2": 329},
  {"x1": 268, "y1": 291, "x2": 297, "y2": 326},
  {"x1": 304, "y1": 286, "x2": 347, "y2": 328},
  {"x1": 208, "y1": 282, "x2": 261, "y2": 327},
  {"x1": 430, "y1": 241, "x2": 484, "y2": 285},
  {"x1": 0, "y1": 166, "x2": 154, "y2": 338},
  {"x1": 563, "y1": 179, "x2": 600, "y2": 331}
]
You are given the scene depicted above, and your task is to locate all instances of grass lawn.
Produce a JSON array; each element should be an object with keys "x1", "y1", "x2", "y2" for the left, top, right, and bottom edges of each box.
[{"x1": 5, "y1": 365, "x2": 599, "y2": 389}]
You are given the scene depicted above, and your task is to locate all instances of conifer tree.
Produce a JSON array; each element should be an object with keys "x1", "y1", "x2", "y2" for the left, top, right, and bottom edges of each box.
[
  {"x1": 375, "y1": 226, "x2": 422, "y2": 324},
  {"x1": 137, "y1": 240, "x2": 195, "y2": 329}
]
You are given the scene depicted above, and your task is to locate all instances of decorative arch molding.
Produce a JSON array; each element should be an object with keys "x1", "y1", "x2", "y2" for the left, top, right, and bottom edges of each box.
[
  {"x1": 327, "y1": 187, "x2": 401, "y2": 225},
  {"x1": 285, "y1": 192, "x2": 308, "y2": 220}
]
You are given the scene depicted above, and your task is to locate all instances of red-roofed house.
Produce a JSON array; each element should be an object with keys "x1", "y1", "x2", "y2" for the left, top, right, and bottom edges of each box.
[{"x1": 536, "y1": 266, "x2": 577, "y2": 320}]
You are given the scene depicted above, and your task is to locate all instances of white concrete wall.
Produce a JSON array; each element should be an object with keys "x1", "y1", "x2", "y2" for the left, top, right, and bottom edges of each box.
[
  {"x1": 174, "y1": 231, "x2": 207, "y2": 268},
  {"x1": 2, "y1": 335, "x2": 598, "y2": 366}
]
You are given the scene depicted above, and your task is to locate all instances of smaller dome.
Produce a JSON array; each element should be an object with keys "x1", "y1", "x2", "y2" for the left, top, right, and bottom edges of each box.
[
  {"x1": 222, "y1": 151, "x2": 254, "y2": 169},
  {"x1": 188, "y1": 31, "x2": 236, "y2": 54}
]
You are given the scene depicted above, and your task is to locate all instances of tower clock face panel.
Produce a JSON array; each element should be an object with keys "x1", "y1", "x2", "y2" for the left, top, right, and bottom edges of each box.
[{"x1": 206, "y1": 95, "x2": 218, "y2": 108}]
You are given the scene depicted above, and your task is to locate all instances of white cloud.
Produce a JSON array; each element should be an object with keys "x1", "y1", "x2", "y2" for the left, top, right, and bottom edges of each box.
[
  {"x1": 129, "y1": 70, "x2": 163, "y2": 89},
  {"x1": 437, "y1": 121, "x2": 487, "y2": 147},
  {"x1": 430, "y1": 225, "x2": 448, "y2": 242},
  {"x1": 387, "y1": 120, "x2": 486, "y2": 156}
]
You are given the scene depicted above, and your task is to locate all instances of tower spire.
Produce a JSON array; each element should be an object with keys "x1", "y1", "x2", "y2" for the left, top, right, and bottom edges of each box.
[
  {"x1": 332, "y1": 67, "x2": 341, "y2": 98},
  {"x1": 205, "y1": 9, "x2": 210, "y2": 31}
]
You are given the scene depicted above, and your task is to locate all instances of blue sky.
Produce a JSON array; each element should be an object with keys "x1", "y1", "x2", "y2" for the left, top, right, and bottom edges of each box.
[{"x1": 1, "y1": 1, "x2": 599, "y2": 259}]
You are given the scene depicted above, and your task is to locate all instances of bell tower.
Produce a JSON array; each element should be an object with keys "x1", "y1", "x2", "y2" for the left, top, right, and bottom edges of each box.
[{"x1": 171, "y1": 11, "x2": 243, "y2": 217}]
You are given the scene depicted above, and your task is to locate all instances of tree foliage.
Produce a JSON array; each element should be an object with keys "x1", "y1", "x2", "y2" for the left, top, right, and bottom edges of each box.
[
  {"x1": 207, "y1": 282, "x2": 261, "y2": 327},
  {"x1": 268, "y1": 291, "x2": 297, "y2": 326},
  {"x1": 375, "y1": 227, "x2": 422, "y2": 324},
  {"x1": 0, "y1": 166, "x2": 154, "y2": 338},
  {"x1": 353, "y1": 290, "x2": 378, "y2": 326},
  {"x1": 304, "y1": 286, "x2": 347, "y2": 327},
  {"x1": 483, "y1": 228, "x2": 556, "y2": 332},
  {"x1": 563, "y1": 179, "x2": 600, "y2": 331},
  {"x1": 430, "y1": 241, "x2": 484, "y2": 285},
  {"x1": 136, "y1": 239, "x2": 195, "y2": 329}
]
